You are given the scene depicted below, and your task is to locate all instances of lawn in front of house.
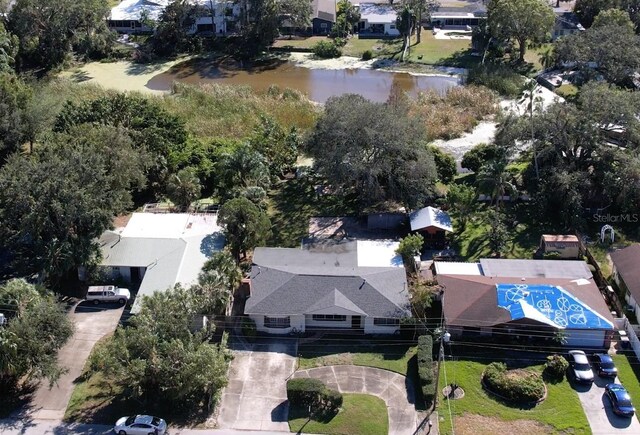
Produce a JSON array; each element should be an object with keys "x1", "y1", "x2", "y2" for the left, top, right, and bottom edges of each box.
[
  {"x1": 612, "y1": 353, "x2": 640, "y2": 423},
  {"x1": 298, "y1": 339, "x2": 417, "y2": 375},
  {"x1": 288, "y1": 393, "x2": 388, "y2": 435},
  {"x1": 272, "y1": 36, "x2": 328, "y2": 49},
  {"x1": 437, "y1": 359, "x2": 590, "y2": 435}
]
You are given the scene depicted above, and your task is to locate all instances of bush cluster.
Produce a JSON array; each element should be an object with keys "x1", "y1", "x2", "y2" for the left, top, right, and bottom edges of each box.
[
  {"x1": 544, "y1": 354, "x2": 569, "y2": 381},
  {"x1": 417, "y1": 335, "x2": 436, "y2": 405},
  {"x1": 312, "y1": 40, "x2": 342, "y2": 58},
  {"x1": 483, "y1": 362, "x2": 545, "y2": 403},
  {"x1": 467, "y1": 64, "x2": 525, "y2": 97},
  {"x1": 287, "y1": 378, "x2": 343, "y2": 413},
  {"x1": 362, "y1": 50, "x2": 373, "y2": 60}
]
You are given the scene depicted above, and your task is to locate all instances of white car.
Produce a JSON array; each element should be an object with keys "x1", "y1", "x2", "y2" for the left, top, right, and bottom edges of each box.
[
  {"x1": 568, "y1": 350, "x2": 595, "y2": 384},
  {"x1": 86, "y1": 285, "x2": 130, "y2": 305},
  {"x1": 113, "y1": 415, "x2": 167, "y2": 435}
]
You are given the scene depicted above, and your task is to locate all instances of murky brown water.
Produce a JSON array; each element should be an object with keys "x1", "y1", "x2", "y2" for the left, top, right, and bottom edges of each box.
[{"x1": 147, "y1": 57, "x2": 460, "y2": 103}]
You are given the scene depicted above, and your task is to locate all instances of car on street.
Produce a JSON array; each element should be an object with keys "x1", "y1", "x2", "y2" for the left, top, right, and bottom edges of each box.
[
  {"x1": 591, "y1": 353, "x2": 618, "y2": 378},
  {"x1": 113, "y1": 415, "x2": 167, "y2": 435},
  {"x1": 568, "y1": 350, "x2": 595, "y2": 384},
  {"x1": 605, "y1": 383, "x2": 636, "y2": 417}
]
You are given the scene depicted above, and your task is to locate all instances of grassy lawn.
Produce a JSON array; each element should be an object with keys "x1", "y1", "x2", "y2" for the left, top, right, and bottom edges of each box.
[
  {"x1": 289, "y1": 393, "x2": 388, "y2": 435},
  {"x1": 267, "y1": 177, "x2": 359, "y2": 247},
  {"x1": 556, "y1": 83, "x2": 579, "y2": 99},
  {"x1": 612, "y1": 354, "x2": 640, "y2": 423},
  {"x1": 65, "y1": 371, "x2": 135, "y2": 424},
  {"x1": 453, "y1": 204, "x2": 544, "y2": 261},
  {"x1": 298, "y1": 339, "x2": 417, "y2": 375},
  {"x1": 438, "y1": 359, "x2": 590, "y2": 435}
]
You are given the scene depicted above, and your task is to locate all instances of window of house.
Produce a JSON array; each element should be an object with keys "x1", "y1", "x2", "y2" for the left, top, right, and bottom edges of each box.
[
  {"x1": 373, "y1": 317, "x2": 400, "y2": 326},
  {"x1": 321, "y1": 23, "x2": 327, "y2": 28},
  {"x1": 312, "y1": 314, "x2": 346, "y2": 321},
  {"x1": 390, "y1": 24, "x2": 396, "y2": 29},
  {"x1": 264, "y1": 316, "x2": 290, "y2": 328}
]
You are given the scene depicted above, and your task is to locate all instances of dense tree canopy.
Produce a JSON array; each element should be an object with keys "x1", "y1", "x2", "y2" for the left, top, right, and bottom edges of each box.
[
  {"x1": 148, "y1": 0, "x2": 207, "y2": 57},
  {"x1": 0, "y1": 126, "x2": 146, "y2": 282},
  {"x1": 305, "y1": 94, "x2": 437, "y2": 209},
  {"x1": 0, "y1": 22, "x2": 18, "y2": 73},
  {"x1": 248, "y1": 116, "x2": 300, "y2": 177},
  {"x1": 487, "y1": 0, "x2": 555, "y2": 62},
  {"x1": 8, "y1": 0, "x2": 115, "y2": 70},
  {"x1": 592, "y1": 8, "x2": 636, "y2": 31},
  {"x1": 331, "y1": 0, "x2": 361, "y2": 37},
  {"x1": 554, "y1": 19, "x2": 640, "y2": 85},
  {"x1": 89, "y1": 285, "x2": 229, "y2": 408},
  {"x1": 0, "y1": 73, "x2": 31, "y2": 162},
  {"x1": 218, "y1": 197, "x2": 272, "y2": 261},
  {"x1": 0, "y1": 279, "x2": 74, "y2": 391}
]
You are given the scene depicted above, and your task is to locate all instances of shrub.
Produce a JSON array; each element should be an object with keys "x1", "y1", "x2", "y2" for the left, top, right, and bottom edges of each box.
[
  {"x1": 544, "y1": 354, "x2": 569, "y2": 381},
  {"x1": 483, "y1": 362, "x2": 545, "y2": 403},
  {"x1": 417, "y1": 335, "x2": 436, "y2": 404},
  {"x1": 362, "y1": 50, "x2": 373, "y2": 60},
  {"x1": 287, "y1": 378, "x2": 327, "y2": 407},
  {"x1": 333, "y1": 37, "x2": 347, "y2": 47},
  {"x1": 312, "y1": 41, "x2": 342, "y2": 58},
  {"x1": 287, "y1": 378, "x2": 343, "y2": 413},
  {"x1": 241, "y1": 317, "x2": 257, "y2": 339},
  {"x1": 467, "y1": 64, "x2": 526, "y2": 97}
]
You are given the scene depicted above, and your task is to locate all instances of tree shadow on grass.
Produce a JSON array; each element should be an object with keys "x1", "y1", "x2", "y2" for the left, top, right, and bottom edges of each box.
[{"x1": 435, "y1": 49, "x2": 480, "y2": 69}]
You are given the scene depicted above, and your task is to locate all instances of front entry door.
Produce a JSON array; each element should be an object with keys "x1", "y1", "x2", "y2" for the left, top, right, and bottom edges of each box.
[{"x1": 351, "y1": 316, "x2": 361, "y2": 329}]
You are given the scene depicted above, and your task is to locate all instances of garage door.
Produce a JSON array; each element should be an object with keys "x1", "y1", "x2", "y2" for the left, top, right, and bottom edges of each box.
[{"x1": 564, "y1": 329, "x2": 606, "y2": 348}]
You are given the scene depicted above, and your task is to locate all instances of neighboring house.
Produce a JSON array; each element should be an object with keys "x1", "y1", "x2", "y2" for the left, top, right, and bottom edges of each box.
[
  {"x1": 434, "y1": 257, "x2": 593, "y2": 279},
  {"x1": 97, "y1": 212, "x2": 224, "y2": 313},
  {"x1": 430, "y1": 11, "x2": 485, "y2": 29},
  {"x1": 552, "y1": 11, "x2": 584, "y2": 41},
  {"x1": 245, "y1": 240, "x2": 410, "y2": 335},
  {"x1": 438, "y1": 274, "x2": 615, "y2": 348},
  {"x1": 539, "y1": 234, "x2": 581, "y2": 259},
  {"x1": 357, "y1": 3, "x2": 399, "y2": 36},
  {"x1": 108, "y1": 0, "x2": 241, "y2": 35},
  {"x1": 312, "y1": 0, "x2": 335, "y2": 35},
  {"x1": 610, "y1": 244, "x2": 640, "y2": 320},
  {"x1": 409, "y1": 206, "x2": 453, "y2": 248}
]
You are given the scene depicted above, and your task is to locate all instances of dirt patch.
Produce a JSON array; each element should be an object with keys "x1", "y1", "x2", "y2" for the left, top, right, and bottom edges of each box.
[{"x1": 454, "y1": 413, "x2": 552, "y2": 435}]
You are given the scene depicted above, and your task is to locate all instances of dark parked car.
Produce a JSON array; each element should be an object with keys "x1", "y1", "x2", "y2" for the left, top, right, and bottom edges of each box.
[
  {"x1": 591, "y1": 353, "x2": 618, "y2": 378},
  {"x1": 568, "y1": 350, "x2": 594, "y2": 384},
  {"x1": 605, "y1": 383, "x2": 636, "y2": 417}
]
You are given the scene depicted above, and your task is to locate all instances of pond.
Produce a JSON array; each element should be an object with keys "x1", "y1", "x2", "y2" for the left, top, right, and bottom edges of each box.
[{"x1": 146, "y1": 56, "x2": 460, "y2": 103}]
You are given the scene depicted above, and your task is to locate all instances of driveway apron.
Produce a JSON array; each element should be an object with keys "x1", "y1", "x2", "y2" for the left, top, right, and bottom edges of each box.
[
  {"x1": 293, "y1": 365, "x2": 419, "y2": 435},
  {"x1": 217, "y1": 339, "x2": 297, "y2": 431}
]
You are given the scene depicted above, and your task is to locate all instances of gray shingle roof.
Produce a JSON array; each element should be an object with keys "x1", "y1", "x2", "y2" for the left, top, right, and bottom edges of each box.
[
  {"x1": 247, "y1": 247, "x2": 410, "y2": 317},
  {"x1": 610, "y1": 244, "x2": 640, "y2": 303}
]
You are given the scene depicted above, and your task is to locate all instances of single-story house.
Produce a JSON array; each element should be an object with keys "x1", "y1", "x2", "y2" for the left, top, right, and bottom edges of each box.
[
  {"x1": 434, "y1": 258, "x2": 593, "y2": 279},
  {"x1": 409, "y1": 206, "x2": 452, "y2": 247},
  {"x1": 438, "y1": 274, "x2": 615, "y2": 348},
  {"x1": 108, "y1": 0, "x2": 241, "y2": 35},
  {"x1": 611, "y1": 244, "x2": 640, "y2": 320},
  {"x1": 245, "y1": 241, "x2": 409, "y2": 334},
  {"x1": 552, "y1": 11, "x2": 584, "y2": 41},
  {"x1": 430, "y1": 11, "x2": 485, "y2": 29},
  {"x1": 540, "y1": 234, "x2": 581, "y2": 259},
  {"x1": 357, "y1": 3, "x2": 399, "y2": 36},
  {"x1": 311, "y1": 0, "x2": 335, "y2": 35},
  {"x1": 97, "y1": 212, "x2": 224, "y2": 313}
]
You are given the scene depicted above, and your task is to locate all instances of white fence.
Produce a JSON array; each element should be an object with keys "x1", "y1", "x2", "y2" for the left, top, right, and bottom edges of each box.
[{"x1": 616, "y1": 317, "x2": 640, "y2": 360}]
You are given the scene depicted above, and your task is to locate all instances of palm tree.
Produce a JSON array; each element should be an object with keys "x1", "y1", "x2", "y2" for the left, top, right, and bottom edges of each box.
[
  {"x1": 520, "y1": 80, "x2": 544, "y2": 182},
  {"x1": 477, "y1": 156, "x2": 517, "y2": 213}
]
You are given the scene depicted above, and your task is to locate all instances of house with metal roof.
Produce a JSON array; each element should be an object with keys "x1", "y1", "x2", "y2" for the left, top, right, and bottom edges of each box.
[
  {"x1": 98, "y1": 212, "x2": 224, "y2": 313},
  {"x1": 245, "y1": 242, "x2": 410, "y2": 334},
  {"x1": 409, "y1": 206, "x2": 452, "y2": 248},
  {"x1": 434, "y1": 258, "x2": 593, "y2": 279},
  {"x1": 438, "y1": 273, "x2": 614, "y2": 348},
  {"x1": 539, "y1": 234, "x2": 581, "y2": 258},
  {"x1": 611, "y1": 244, "x2": 640, "y2": 320},
  {"x1": 357, "y1": 3, "x2": 399, "y2": 36}
]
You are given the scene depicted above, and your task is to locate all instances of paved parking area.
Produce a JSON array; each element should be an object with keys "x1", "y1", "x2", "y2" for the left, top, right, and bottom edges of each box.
[
  {"x1": 27, "y1": 302, "x2": 124, "y2": 420},
  {"x1": 574, "y1": 376, "x2": 640, "y2": 434},
  {"x1": 217, "y1": 339, "x2": 297, "y2": 431},
  {"x1": 293, "y1": 365, "x2": 419, "y2": 435}
]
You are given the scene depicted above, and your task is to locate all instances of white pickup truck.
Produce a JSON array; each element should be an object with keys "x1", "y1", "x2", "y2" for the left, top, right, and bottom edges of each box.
[{"x1": 86, "y1": 285, "x2": 130, "y2": 305}]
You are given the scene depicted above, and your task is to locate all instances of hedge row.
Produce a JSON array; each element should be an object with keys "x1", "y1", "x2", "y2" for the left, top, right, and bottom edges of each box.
[
  {"x1": 287, "y1": 378, "x2": 343, "y2": 413},
  {"x1": 483, "y1": 362, "x2": 545, "y2": 403},
  {"x1": 417, "y1": 335, "x2": 436, "y2": 405}
]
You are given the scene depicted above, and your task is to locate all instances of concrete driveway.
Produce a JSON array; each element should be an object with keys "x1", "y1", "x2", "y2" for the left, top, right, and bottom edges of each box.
[
  {"x1": 293, "y1": 365, "x2": 419, "y2": 435},
  {"x1": 573, "y1": 375, "x2": 640, "y2": 434},
  {"x1": 217, "y1": 339, "x2": 297, "y2": 431},
  {"x1": 27, "y1": 302, "x2": 125, "y2": 420}
]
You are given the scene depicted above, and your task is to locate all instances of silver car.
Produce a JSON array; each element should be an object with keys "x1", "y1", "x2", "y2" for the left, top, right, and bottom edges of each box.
[
  {"x1": 113, "y1": 415, "x2": 167, "y2": 435},
  {"x1": 568, "y1": 350, "x2": 595, "y2": 384}
]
